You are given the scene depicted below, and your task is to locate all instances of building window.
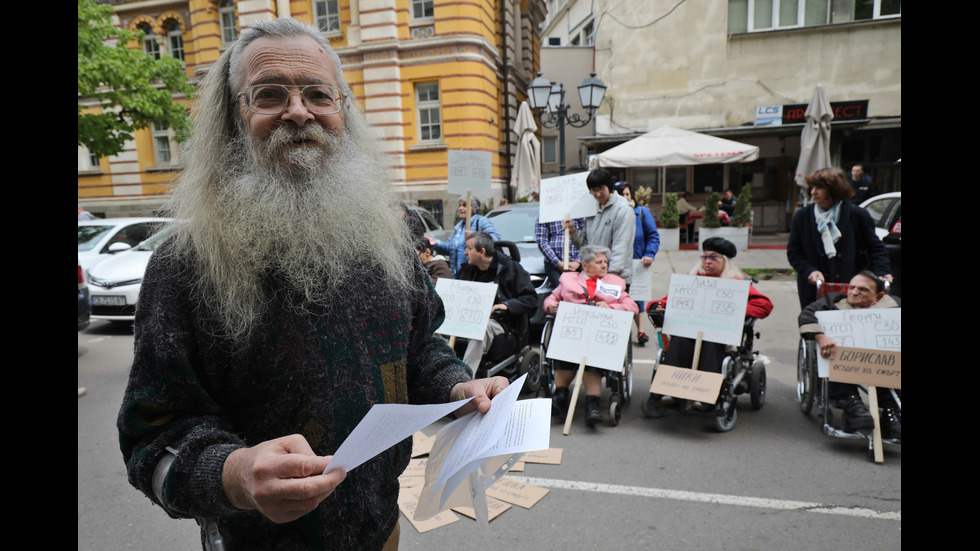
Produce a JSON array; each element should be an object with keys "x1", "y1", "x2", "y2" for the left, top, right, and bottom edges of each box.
[
  {"x1": 411, "y1": 0, "x2": 434, "y2": 19},
  {"x1": 547, "y1": 37, "x2": 561, "y2": 46},
  {"x1": 582, "y1": 21, "x2": 594, "y2": 46},
  {"x1": 167, "y1": 20, "x2": 184, "y2": 63},
  {"x1": 542, "y1": 136, "x2": 557, "y2": 164},
  {"x1": 78, "y1": 146, "x2": 101, "y2": 172},
  {"x1": 728, "y1": 0, "x2": 899, "y2": 33},
  {"x1": 141, "y1": 25, "x2": 160, "y2": 59},
  {"x1": 220, "y1": 0, "x2": 238, "y2": 45},
  {"x1": 314, "y1": 1, "x2": 341, "y2": 33},
  {"x1": 415, "y1": 82, "x2": 442, "y2": 142},
  {"x1": 152, "y1": 121, "x2": 174, "y2": 165}
]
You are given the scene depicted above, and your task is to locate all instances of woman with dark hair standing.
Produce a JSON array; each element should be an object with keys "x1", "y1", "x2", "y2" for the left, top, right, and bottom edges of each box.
[
  {"x1": 787, "y1": 168, "x2": 892, "y2": 310},
  {"x1": 615, "y1": 182, "x2": 659, "y2": 346}
]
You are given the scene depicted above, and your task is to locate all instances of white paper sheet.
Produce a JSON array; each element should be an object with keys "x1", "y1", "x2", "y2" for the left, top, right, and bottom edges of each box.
[
  {"x1": 414, "y1": 374, "x2": 552, "y2": 520},
  {"x1": 324, "y1": 397, "x2": 473, "y2": 474}
]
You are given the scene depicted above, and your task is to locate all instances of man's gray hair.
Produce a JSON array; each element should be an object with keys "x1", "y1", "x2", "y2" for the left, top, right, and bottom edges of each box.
[
  {"x1": 177, "y1": 19, "x2": 373, "y2": 195},
  {"x1": 468, "y1": 231, "x2": 495, "y2": 257},
  {"x1": 579, "y1": 244, "x2": 611, "y2": 264}
]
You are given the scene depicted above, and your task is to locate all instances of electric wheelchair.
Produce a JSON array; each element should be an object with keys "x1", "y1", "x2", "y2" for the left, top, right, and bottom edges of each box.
[
  {"x1": 640, "y1": 309, "x2": 766, "y2": 432},
  {"x1": 448, "y1": 241, "x2": 543, "y2": 393}
]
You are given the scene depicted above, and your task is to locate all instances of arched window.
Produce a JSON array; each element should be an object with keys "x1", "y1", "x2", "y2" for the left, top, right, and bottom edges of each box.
[
  {"x1": 140, "y1": 24, "x2": 160, "y2": 59},
  {"x1": 220, "y1": 0, "x2": 238, "y2": 45},
  {"x1": 167, "y1": 20, "x2": 185, "y2": 63}
]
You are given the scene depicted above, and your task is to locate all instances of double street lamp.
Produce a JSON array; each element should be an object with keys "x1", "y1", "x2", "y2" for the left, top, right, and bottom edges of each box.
[{"x1": 527, "y1": 72, "x2": 607, "y2": 175}]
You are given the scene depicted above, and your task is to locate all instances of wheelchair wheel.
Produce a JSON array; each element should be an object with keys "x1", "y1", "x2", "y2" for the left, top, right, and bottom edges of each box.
[
  {"x1": 540, "y1": 319, "x2": 555, "y2": 396},
  {"x1": 609, "y1": 395, "x2": 622, "y2": 426},
  {"x1": 520, "y1": 346, "x2": 542, "y2": 393},
  {"x1": 797, "y1": 338, "x2": 817, "y2": 415},
  {"x1": 712, "y1": 400, "x2": 738, "y2": 432},
  {"x1": 621, "y1": 342, "x2": 633, "y2": 406},
  {"x1": 749, "y1": 361, "x2": 766, "y2": 410}
]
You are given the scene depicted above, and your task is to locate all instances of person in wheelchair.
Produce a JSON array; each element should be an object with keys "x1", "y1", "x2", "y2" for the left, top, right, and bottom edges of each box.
[
  {"x1": 456, "y1": 231, "x2": 538, "y2": 377},
  {"x1": 646, "y1": 237, "x2": 773, "y2": 408},
  {"x1": 798, "y1": 271, "x2": 901, "y2": 438},
  {"x1": 544, "y1": 245, "x2": 639, "y2": 426}
]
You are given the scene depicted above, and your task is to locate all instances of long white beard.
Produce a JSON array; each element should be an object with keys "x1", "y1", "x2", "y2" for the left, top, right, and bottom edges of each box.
[{"x1": 169, "y1": 121, "x2": 415, "y2": 339}]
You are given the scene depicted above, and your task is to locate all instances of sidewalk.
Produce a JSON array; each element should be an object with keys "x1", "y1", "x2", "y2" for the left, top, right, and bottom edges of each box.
[{"x1": 653, "y1": 232, "x2": 793, "y2": 275}]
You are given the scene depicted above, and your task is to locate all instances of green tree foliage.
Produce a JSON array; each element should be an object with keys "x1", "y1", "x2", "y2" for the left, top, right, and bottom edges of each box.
[
  {"x1": 77, "y1": 0, "x2": 194, "y2": 159},
  {"x1": 732, "y1": 183, "x2": 753, "y2": 227},
  {"x1": 660, "y1": 192, "x2": 679, "y2": 228},
  {"x1": 702, "y1": 191, "x2": 721, "y2": 228}
]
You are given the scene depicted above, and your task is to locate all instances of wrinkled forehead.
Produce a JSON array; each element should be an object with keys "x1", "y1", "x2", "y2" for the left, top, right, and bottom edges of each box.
[{"x1": 236, "y1": 36, "x2": 337, "y2": 91}]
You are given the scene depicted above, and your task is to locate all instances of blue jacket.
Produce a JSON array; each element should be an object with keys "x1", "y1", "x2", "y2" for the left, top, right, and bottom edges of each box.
[
  {"x1": 633, "y1": 205, "x2": 660, "y2": 260},
  {"x1": 433, "y1": 214, "x2": 502, "y2": 276}
]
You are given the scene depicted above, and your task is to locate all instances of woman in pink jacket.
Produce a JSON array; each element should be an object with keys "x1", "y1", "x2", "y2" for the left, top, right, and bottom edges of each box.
[{"x1": 544, "y1": 244, "x2": 638, "y2": 427}]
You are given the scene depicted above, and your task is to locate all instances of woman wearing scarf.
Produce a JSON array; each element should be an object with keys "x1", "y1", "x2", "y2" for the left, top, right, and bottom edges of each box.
[{"x1": 787, "y1": 168, "x2": 892, "y2": 310}]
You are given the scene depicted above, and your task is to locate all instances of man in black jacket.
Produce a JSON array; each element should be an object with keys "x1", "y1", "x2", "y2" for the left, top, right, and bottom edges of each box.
[{"x1": 456, "y1": 231, "x2": 538, "y2": 375}]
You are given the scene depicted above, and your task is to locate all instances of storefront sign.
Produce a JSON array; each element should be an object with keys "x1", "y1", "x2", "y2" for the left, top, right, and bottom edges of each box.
[{"x1": 754, "y1": 100, "x2": 869, "y2": 126}]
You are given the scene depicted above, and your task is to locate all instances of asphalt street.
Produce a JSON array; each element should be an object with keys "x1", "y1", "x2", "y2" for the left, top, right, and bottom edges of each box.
[{"x1": 78, "y1": 245, "x2": 900, "y2": 550}]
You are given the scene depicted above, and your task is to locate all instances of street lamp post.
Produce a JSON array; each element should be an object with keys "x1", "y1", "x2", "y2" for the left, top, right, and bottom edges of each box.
[{"x1": 527, "y1": 72, "x2": 607, "y2": 175}]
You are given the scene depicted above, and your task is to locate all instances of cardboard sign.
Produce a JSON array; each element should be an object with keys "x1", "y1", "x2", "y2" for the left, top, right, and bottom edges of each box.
[
  {"x1": 434, "y1": 279, "x2": 498, "y2": 340},
  {"x1": 814, "y1": 308, "x2": 901, "y2": 377},
  {"x1": 662, "y1": 274, "x2": 750, "y2": 346},
  {"x1": 398, "y1": 485, "x2": 459, "y2": 533},
  {"x1": 447, "y1": 149, "x2": 492, "y2": 195},
  {"x1": 827, "y1": 347, "x2": 901, "y2": 389},
  {"x1": 485, "y1": 477, "x2": 550, "y2": 509},
  {"x1": 538, "y1": 172, "x2": 597, "y2": 223},
  {"x1": 649, "y1": 363, "x2": 726, "y2": 403},
  {"x1": 452, "y1": 496, "x2": 512, "y2": 521},
  {"x1": 630, "y1": 259, "x2": 654, "y2": 301},
  {"x1": 520, "y1": 448, "x2": 563, "y2": 465},
  {"x1": 545, "y1": 301, "x2": 634, "y2": 372}
]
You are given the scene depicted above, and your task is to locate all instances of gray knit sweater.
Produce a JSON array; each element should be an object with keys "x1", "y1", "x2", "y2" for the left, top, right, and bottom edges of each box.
[{"x1": 117, "y1": 239, "x2": 470, "y2": 550}]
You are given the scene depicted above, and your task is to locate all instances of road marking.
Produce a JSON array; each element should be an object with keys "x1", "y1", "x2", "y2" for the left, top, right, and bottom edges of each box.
[{"x1": 509, "y1": 476, "x2": 900, "y2": 521}]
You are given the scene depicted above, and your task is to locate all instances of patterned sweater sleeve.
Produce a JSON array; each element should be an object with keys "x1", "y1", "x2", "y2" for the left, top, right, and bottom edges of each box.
[{"x1": 116, "y1": 243, "x2": 244, "y2": 521}]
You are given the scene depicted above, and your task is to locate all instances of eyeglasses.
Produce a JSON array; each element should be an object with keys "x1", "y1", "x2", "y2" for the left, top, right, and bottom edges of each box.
[
  {"x1": 700, "y1": 254, "x2": 723, "y2": 261},
  {"x1": 239, "y1": 84, "x2": 346, "y2": 115}
]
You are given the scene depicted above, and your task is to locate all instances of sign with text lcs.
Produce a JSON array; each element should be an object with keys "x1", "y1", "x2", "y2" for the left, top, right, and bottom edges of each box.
[{"x1": 447, "y1": 150, "x2": 492, "y2": 195}]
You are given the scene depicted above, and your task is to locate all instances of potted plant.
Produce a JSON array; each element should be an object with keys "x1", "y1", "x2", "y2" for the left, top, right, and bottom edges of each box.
[
  {"x1": 658, "y1": 192, "x2": 680, "y2": 251},
  {"x1": 698, "y1": 188, "x2": 750, "y2": 251}
]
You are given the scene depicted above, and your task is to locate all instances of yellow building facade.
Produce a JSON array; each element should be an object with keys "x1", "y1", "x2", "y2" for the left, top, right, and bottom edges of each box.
[{"x1": 79, "y1": 0, "x2": 546, "y2": 226}]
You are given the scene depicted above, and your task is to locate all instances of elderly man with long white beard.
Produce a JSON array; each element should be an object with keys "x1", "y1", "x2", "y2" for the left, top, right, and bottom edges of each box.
[{"x1": 117, "y1": 18, "x2": 507, "y2": 551}]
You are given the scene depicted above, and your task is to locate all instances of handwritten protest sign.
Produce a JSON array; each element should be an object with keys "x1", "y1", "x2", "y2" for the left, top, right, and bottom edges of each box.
[
  {"x1": 538, "y1": 172, "x2": 596, "y2": 223},
  {"x1": 827, "y1": 347, "x2": 901, "y2": 389},
  {"x1": 650, "y1": 363, "x2": 725, "y2": 403},
  {"x1": 434, "y1": 279, "x2": 498, "y2": 340},
  {"x1": 545, "y1": 301, "x2": 633, "y2": 372},
  {"x1": 662, "y1": 274, "x2": 750, "y2": 346},
  {"x1": 630, "y1": 259, "x2": 654, "y2": 301},
  {"x1": 447, "y1": 149, "x2": 492, "y2": 195},
  {"x1": 814, "y1": 308, "x2": 901, "y2": 378}
]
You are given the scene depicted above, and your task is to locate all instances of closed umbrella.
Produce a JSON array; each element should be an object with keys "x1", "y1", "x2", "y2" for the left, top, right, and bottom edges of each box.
[
  {"x1": 511, "y1": 101, "x2": 540, "y2": 199},
  {"x1": 794, "y1": 84, "x2": 834, "y2": 203}
]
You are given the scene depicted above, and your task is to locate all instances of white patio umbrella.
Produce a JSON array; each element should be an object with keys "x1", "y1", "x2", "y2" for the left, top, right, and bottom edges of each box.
[
  {"x1": 794, "y1": 84, "x2": 834, "y2": 198},
  {"x1": 510, "y1": 101, "x2": 541, "y2": 199}
]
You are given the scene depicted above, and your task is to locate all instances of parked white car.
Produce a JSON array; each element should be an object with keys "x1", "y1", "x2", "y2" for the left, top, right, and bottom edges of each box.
[
  {"x1": 859, "y1": 192, "x2": 901, "y2": 241},
  {"x1": 87, "y1": 225, "x2": 174, "y2": 322},
  {"x1": 78, "y1": 217, "x2": 171, "y2": 273}
]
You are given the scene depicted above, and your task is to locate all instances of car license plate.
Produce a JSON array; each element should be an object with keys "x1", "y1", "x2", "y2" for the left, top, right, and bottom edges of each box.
[{"x1": 92, "y1": 295, "x2": 126, "y2": 307}]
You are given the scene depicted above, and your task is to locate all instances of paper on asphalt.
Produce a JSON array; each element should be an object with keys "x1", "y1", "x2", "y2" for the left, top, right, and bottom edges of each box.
[
  {"x1": 324, "y1": 397, "x2": 473, "y2": 474},
  {"x1": 414, "y1": 373, "x2": 552, "y2": 521}
]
